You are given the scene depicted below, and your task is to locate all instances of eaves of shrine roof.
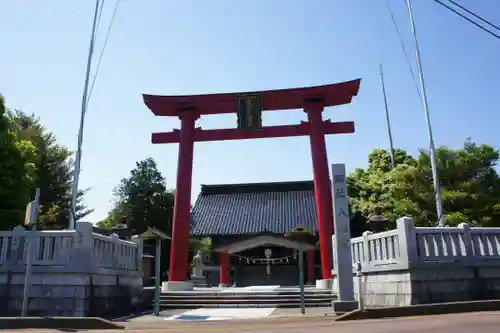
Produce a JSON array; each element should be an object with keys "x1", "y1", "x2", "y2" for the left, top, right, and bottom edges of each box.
[{"x1": 189, "y1": 180, "x2": 318, "y2": 236}]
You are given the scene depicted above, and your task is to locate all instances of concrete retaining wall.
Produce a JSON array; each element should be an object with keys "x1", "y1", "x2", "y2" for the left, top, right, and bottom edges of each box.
[
  {"x1": 334, "y1": 266, "x2": 500, "y2": 307},
  {"x1": 0, "y1": 270, "x2": 142, "y2": 317},
  {"x1": 333, "y1": 217, "x2": 500, "y2": 307},
  {"x1": 0, "y1": 222, "x2": 143, "y2": 317}
]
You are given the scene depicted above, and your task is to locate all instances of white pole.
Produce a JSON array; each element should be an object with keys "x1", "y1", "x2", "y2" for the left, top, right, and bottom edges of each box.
[
  {"x1": 379, "y1": 64, "x2": 396, "y2": 169},
  {"x1": 406, "y1": 0, "x2": 445, "y2": 227},
  {"x1": 69, "y1": 0, "x2": 101, "y2": 229},
  {"x1": 21, "y1": 188, "x2": 40, "y2": 317}
]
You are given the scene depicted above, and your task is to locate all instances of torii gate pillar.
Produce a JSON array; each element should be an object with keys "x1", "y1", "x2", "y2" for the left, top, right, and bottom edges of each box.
[
  {"x1": 305, "y1": 100, "x2": 334, "y2": 280},
  {"x1": 168, "y1": 110, "x2": 198, "y2": 283}
]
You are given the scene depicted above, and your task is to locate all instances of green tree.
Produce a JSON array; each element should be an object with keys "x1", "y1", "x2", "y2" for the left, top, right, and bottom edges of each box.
[
  {"x1": 98, "y1": 157, "x2": 176, "y2": 275},
  {"x1": 348, "y1": 141, "x2": 500, "y2": 227},
  {"x1": 415, "y1": 139, "x2": 500, "y2": 226},
  {"x1": 0, "y1": 95, "x2": 37, "y2": 230},
  {"x1": 96, "y1": 200, "x2": 129, "y2": 229},
  {"x1": 347, "y1": 148, "x2": 416, "y2": 225},
  {"x1": 100, "y1": 158, "x2": 175, "y2": 234},
  {"x1": 7, "y1": 110, "x2": 92, "y2": 229}
]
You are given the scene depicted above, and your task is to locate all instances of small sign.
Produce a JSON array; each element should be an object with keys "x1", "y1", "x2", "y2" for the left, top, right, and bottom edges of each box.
[
  {"x1": 237, "y1": 94, "x2": 262, "y2": 130},
  {"x1": 24, "y1": 201, "x2": 38, "y2": 226}
]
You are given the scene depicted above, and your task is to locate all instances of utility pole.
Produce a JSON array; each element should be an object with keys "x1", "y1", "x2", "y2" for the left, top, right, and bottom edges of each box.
[
  {"x1": 69, "y1": 0, "x2": 101, "y2": 229},
  {"x1": 379, "y1": 64, "x2": 396, "y2": 169},
  {"x1": 406, "y1": 0, "x2": 445, "y2": 227}
]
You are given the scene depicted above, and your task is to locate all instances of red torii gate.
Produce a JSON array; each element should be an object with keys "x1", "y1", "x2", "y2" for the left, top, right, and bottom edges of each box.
[{"x1": 143, "y1": 79, "x2": 361, "y2": 287}]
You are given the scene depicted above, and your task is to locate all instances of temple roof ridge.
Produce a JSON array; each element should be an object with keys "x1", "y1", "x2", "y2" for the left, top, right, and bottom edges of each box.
[{"x1": 200, "y1": 180, "x2": 314, "y2": 196}]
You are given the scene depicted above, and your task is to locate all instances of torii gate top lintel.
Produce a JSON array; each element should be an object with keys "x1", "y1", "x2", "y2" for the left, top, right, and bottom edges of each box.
[{"x1": 142, "y1": 78, "x2": 361, "y2": 117}]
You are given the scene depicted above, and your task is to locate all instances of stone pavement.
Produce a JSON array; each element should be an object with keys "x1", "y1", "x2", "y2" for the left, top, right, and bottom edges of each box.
[
  {"x1": 271, "y1": 307, "x2": 332, "y2": 317},
  {"x1": 125, "y1": 306, "x2": 332, "y2": 322},
  {"x1": 11, "y1": 311, "x2": 500, "y2": 332}
]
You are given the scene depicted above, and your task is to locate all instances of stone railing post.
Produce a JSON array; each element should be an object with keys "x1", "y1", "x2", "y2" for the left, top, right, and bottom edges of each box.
[
  {"x1": 396, "y1": 216, "x2": 418, "y2": 269},
  {"x1": 458, "y1": 223, "x2": 474, "y2": 261},
  {"x1": 10, "y1": 226, "x2": 26, "y2": 265},
  {"x1": 131, "y1": 235, "x2": 143, "y2": 271},
  {"x1": 110, "y1": 233, "x2": 119, "y2": 269},
  {"x1": 73, "y1": 222, "x2": 94, "y2": 272},
  {"x1": 362, "y1": 231, "x2": 372, "y2": 265}
]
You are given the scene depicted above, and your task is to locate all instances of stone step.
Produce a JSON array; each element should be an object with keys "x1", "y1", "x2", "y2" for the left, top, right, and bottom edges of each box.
[
  {"x1": 159, "y1": 293, "x2": 336, "y2": 309},
  {"x1": 160, "y1": 297, "x2": 334, "y2": 303},
  {"x1": 156, "y1": 287, "x2": 336, "y2": 309},
  {"x1": 160, "y1": 294, "x2": 334, "y2": 300},
  {"x1": 160, "y1": 290, "x2": 333, "y2": 297},
  {"x1": 159, "y1": 302, "x2": 332, "y2": 308}
]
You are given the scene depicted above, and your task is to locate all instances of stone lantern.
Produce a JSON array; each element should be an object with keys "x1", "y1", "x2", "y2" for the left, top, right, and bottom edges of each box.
[{"x1": 367, "y1": 207, "x2": 389, "y2": 233}]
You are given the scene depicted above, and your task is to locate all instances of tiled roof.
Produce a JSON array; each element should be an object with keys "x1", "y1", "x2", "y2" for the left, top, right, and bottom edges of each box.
[{"x1": 190, "y1": 181, "x2": 318, "y2": 236}]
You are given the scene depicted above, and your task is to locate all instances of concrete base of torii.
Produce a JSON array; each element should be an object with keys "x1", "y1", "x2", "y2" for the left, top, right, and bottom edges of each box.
[
  {"x1": 316, "y1": 278, "x2": 333, "y2": 290},
  {"x1": 161, "y1": 281, "x2": 194, "y2": 292}
]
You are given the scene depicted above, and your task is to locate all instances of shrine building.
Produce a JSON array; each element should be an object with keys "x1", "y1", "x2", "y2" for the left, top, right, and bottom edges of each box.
[{"x1": 190, "y1": 180, "x2": 320, "y2": 286}]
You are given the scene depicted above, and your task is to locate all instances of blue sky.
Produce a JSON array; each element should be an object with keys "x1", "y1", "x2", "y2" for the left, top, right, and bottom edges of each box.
[{"x1": 1, "y1": 0, "x2": 499, "y2": 222}]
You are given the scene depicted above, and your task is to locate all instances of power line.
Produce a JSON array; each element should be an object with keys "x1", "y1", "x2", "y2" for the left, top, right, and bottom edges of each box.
[
  {"x1": 95, "y1": 0, "x2": 106, "y2": 35},
  {"x1": 379, "y1": 64, "x2": 396, "y2": 169},
  {"x1": 86, "y1": 0, "x2": 122, "y2": 109},
  {"x1": 433, "y1": 0, "x2": 500, "y2": 40},
  {"x1": 446, "y1": 0, "x2": 500, "y2": 32},
  {"x1": 82, "y1": 0, "x2": 105, "y2": 112},
  {"x1": 385, "y1": 0, "x2": 422, "y2": 100}
]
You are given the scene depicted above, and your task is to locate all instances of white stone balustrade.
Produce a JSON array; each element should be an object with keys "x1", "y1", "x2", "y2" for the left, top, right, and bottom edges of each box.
[
  {"x1": 346, "y1": 217, "x2": 500, "y2": 272},
  {"x1": 332, "y1": 217, "x2": 500, "y2": 307},
  {"x1": 0, "y1": 222, "x2": 142, "y2": 271}
]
